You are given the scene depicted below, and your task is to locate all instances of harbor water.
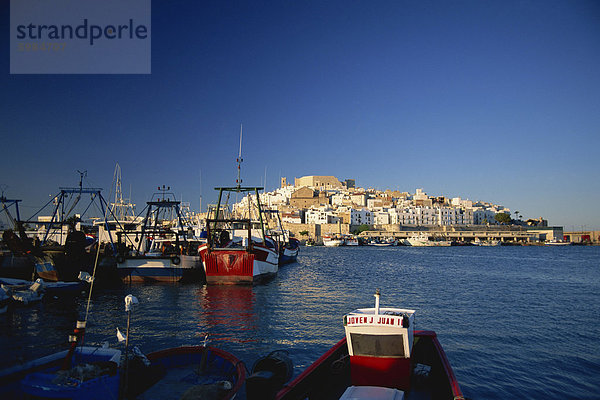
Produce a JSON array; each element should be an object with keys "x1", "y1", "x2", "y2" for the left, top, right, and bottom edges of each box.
[{"x1": 1, "y1": 246, "x2": 599, "y2": 399}]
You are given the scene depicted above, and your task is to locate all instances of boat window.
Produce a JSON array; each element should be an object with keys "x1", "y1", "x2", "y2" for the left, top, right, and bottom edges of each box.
[{"x1": 350, "y1": 333, "x2": 405, "y2": 357}]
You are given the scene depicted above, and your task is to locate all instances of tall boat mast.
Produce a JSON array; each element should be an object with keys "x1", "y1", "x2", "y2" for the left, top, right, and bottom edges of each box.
[{"x1": 236, "y1": 124, "x2": 243, "y2": 190}]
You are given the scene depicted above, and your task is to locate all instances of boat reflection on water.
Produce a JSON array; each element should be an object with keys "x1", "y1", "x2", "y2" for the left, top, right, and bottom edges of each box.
[{"x1": 196, "y1": 285, "x2": 258, "y2": 343}]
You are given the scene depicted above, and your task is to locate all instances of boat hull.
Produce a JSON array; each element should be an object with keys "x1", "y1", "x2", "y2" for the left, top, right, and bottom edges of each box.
[
  {"x1": 199, "y1": 244, "x2": 279, "y2": 284},
  {"x1": 280, "y1": 247, "x2": 299, "y2": 265},
  {"x1": 275, "y1": 331, "x2": 463, "y2": 400},
  {"x1": 117, "y1": 255, "x2": 204, "y2": 283}
]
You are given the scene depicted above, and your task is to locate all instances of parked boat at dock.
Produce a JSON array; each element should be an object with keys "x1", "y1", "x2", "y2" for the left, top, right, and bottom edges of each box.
[
  {"x1": 323, "y1": 234, "x2": 344, "y2": 247},
  {"x1": 0, "y1": 345, "x2": 121, "y2": 400},
  {"x1": 406, "y1": 233, "x2": 451, "y2": 247},
  {"x1": 256, "y1": 289, "x2": 463, "y2": 400},
  {"x1": 263, "y1": 210, "x2": 300, "y2": 265},
  {"x1": 343, "y1": 234, "x2": 359, "y2": 246},
  {"x1": 199, "y1": 186, "x2": 279, "y2": 284},
  {"x1": 473, "y1": 238, "x2": 501, "y2": 246},
  {"x1": 0, "y1": 286, "x2": 9, "y2": 314},
  {"x1": 116, "y1": 188, "x2": 204, "y2": 283},
  {"x1": 280, "y1": 237, "x2": 300, "y2": 265},
  {"x1": 0, "y1": 277, "x2": 84, "y2": 305},
  {"x1": 545, "y1": 240, "x2": 572, "y2": 246}
]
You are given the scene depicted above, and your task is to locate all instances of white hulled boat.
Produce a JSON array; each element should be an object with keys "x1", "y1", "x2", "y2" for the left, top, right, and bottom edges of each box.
[{"x1": 323, "y1": 235, "x2": 344, "y2": 247}]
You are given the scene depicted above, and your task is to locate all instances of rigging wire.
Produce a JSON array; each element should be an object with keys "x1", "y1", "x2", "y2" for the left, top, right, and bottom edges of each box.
[{"x1": 81, "y1": 169, "x2": 117, "y2": 341}]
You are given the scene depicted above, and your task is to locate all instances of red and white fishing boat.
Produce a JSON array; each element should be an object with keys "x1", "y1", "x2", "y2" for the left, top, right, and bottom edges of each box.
[
  {"x1": 198, "y1": 197, "x2": 279, "y2": 284},
  {"x1": 199, "y1": 127, "x2": 279, "y2": 284},
  {"x1": 254, "y1": 289, "x2": 464, "y2": 400}
]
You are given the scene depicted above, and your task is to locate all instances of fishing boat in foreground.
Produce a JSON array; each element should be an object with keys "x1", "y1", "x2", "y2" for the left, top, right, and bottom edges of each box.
[
  {"x1": 0, "y1": 325, "x2": 121, "y2": 400},
  {"x1": 249, "y1": 290, "x2": 463, "y2": 400},
  {"x1": 127, "y1": 343, "x2": 246, "y2": 400}
]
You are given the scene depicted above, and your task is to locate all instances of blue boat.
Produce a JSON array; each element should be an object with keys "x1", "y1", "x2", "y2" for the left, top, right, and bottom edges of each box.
[
  {"x1": 0, "y1": 345, "x2": 121, "y2": 400},
  {"x1": 126, "y1": 345, "x2": 246, "y2": 399},
  {"x1": 0, "y1": 295, "x2": 124, "y2": 399},
  {"x1": 279, "y1": 237, "x2": 300, "y2": 265},
  {"x1": 263, "y1": 210, "x2": 300, "y2": 266}
]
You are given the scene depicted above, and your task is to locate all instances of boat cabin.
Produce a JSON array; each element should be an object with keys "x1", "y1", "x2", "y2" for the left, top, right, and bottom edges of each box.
[{"x1": 344, "y1": 290, "x2": 415, "y2": 392}]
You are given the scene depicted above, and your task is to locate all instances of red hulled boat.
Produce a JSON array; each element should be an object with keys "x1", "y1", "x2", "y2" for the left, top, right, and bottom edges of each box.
[
  {"x1": 198, "y1": 186, "x2": 279, "y2": 284},
  {"x1": 248, "y1": 289, "x2": 464, "y2": 400}
]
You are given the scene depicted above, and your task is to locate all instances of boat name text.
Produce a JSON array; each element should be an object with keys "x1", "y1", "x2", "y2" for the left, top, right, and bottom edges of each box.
[{"x1": 347, "y1": 316, "x2": 400, "y2": 326}]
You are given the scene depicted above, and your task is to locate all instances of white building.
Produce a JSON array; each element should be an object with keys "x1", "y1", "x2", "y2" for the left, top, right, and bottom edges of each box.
[
  {"x1": 259, "y1": 185, "x2": 295, "y2": 207},
  {"x1": 473, "y1": 208, "x2": 498, "y2": 224},
  {"x1": 349, "y1": 208, "x2": 373, "y2": 225},
  {"x1": 350, "y1": 193, "x2": 367, "y2": 207},
  {"x1": 305, "y1": 206, "x2": 340, "y2": 224},
  {"x1": 331, "y1": 193, "x2": 345, "y2": 207},
  {"x1": 436, "y1": 207, "x2": 473, "y2": 226},
  {"x1": 451, "y1": 197, "x2": 473, "y2": 208},
  {"x1": 373, "y1": 210, "x2": 391, "y2": 225}
]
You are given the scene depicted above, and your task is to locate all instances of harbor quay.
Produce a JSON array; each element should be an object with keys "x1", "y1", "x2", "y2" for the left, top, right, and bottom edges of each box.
[{"x1": 282, "y1": 223, "x2": 599, "y2": 245}]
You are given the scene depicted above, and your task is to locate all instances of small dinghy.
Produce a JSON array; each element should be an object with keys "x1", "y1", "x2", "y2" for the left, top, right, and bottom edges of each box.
[{"x1": 126, "y1": 342, "x2": 246, "y2": 400}]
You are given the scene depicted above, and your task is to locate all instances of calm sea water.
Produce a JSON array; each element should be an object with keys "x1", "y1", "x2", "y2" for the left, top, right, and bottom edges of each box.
[{"x1": 1, "y1": 246, "x2": 599, "y2": 399}]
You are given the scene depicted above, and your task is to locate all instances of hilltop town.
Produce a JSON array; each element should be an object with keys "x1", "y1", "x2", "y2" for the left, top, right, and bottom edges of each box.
[{"x1": 226, "y1": 175, "x2": 560, "y2": 244}]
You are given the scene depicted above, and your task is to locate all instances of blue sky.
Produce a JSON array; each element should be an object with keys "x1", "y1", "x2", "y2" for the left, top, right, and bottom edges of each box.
[{"x1": 1, "y1": 1, "x2": 599, "y2": 229}]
